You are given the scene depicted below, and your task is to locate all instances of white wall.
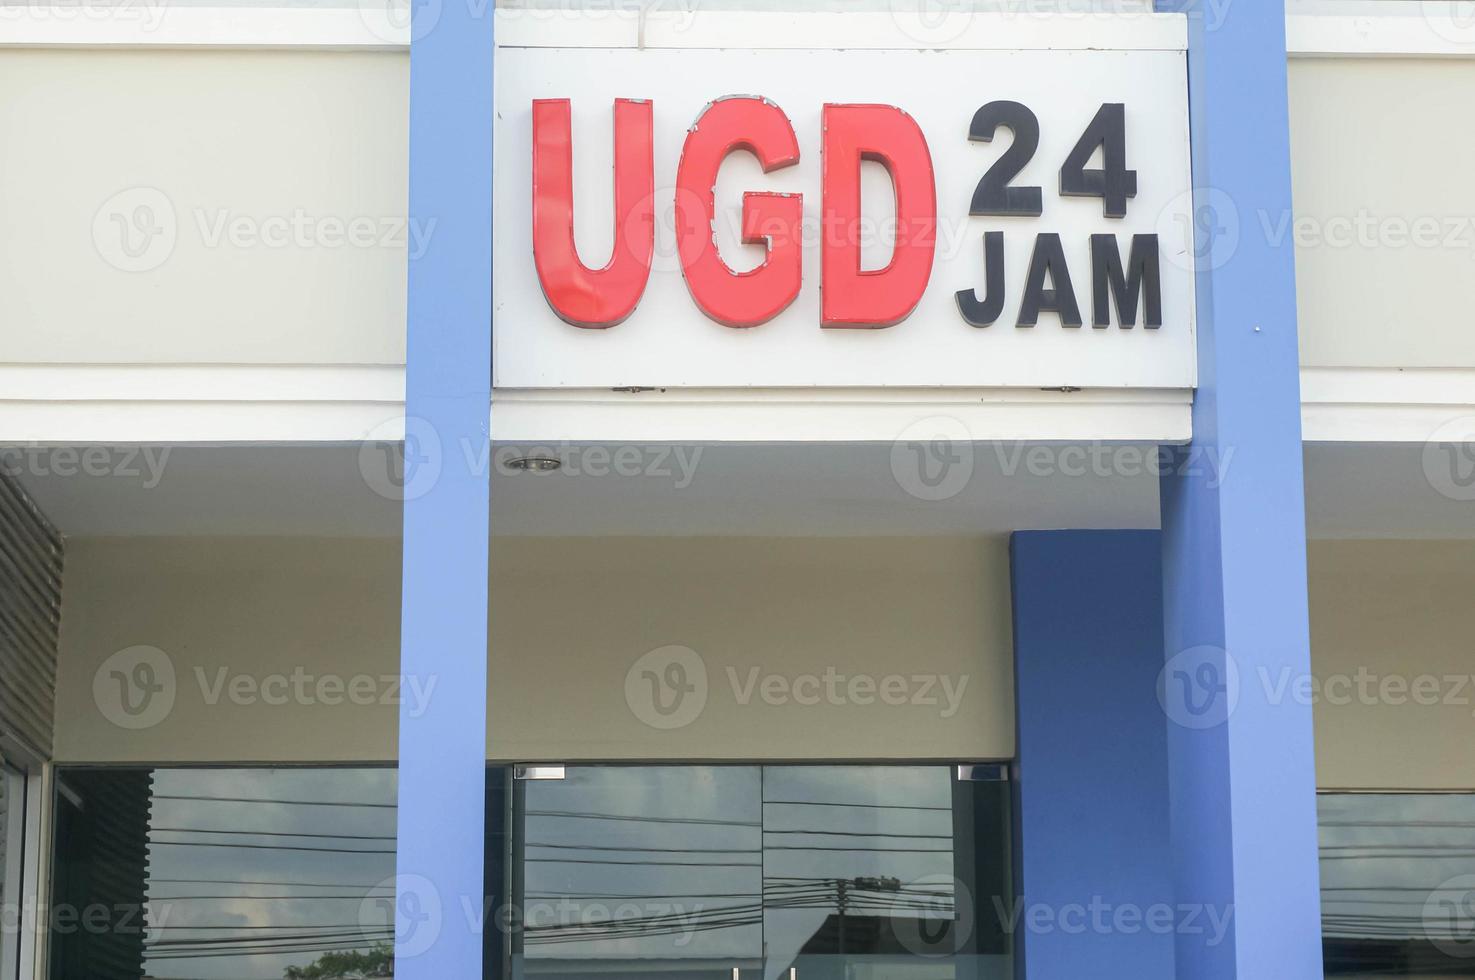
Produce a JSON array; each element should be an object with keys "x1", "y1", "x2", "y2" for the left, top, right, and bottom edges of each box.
[
  {"x1": 53, "y1": 535, "x2": 1015, "y2": 764},
  {"x1": 1289, "y1": 57, "x2": 1475, "y2": 370},
  {"x1": 0, "y1": 49, "x2": 408, "y2": 366},
  {"x1": 1309, "y1": 539, "x2": 1475, "y2": 790}
]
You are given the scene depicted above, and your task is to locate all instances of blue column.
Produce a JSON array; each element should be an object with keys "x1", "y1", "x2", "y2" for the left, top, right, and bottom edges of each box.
[
  {"x1": 395, "y1": 1, "x2": 494, "y2": 977},
  {"x1": 1010, "y1": 530, "x2": 1175, "y2": 979},
  {"x1": 1155, "y1": 2, "x2": 1324, "y2": 978}
]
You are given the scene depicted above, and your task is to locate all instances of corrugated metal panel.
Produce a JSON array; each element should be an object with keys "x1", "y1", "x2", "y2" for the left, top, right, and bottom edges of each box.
[{"x1": 0, "y1": 474, "x2": 61, "y2": 759}]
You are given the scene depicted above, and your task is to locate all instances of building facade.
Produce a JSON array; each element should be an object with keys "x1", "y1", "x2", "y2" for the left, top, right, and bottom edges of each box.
[{"x1": 2, "y1": 1, "x2": 1474, "y2": 978}]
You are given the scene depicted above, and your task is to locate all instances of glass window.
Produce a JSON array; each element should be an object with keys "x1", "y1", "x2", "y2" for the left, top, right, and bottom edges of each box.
[
  {"x1": 1, "y1": 763, "x2": 27, "y2": 980},
  {"x1": 1320, "y1": 792, "x2": 1475, "y2": 975},
  {"x1": 499, "y1": 764, "x2": 1012, "y2": 979},
  {"x1": 49, "y1": 767, "x2": 397, "y2": 980}
]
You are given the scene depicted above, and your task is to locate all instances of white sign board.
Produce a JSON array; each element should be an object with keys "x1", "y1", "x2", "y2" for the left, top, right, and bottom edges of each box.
[{"x1": 492, "y1": 46, "x2": 1195, "y2": 390}]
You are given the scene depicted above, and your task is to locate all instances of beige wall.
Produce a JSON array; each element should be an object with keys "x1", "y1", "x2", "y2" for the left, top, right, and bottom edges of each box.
[
  {"x1": 0, "y1": 49, "x2": 408, "y2": 365},
  {"x1": 1310, "y1": 539, "x2": 1475, "y2": 790},
  {"x1": 4, "y1": 47, "x2": 1468, "y2": 376},
  {"x1": 1290, "y1": 58, "x2": 1475, "y2": 369},
  {"x1": 5, "y1": 47, "x2": 1470, "y2": 377},
  {"x1": 55, "y1": 536, "x2": 401, "y2": 763},
  {"x1": 54, "y1": 532, "x2": 1475, "y2": 786},
  {"x1": 53, "y1": 535, "x2": 1015, "y2": 764}
]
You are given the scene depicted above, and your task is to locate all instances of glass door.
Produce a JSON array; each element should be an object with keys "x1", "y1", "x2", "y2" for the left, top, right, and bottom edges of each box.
[
  {"x1": 511, "y1": 766, "x2": 764, "y2": 979},
  {"x1": 759, "y1": 765, "x2": 1009, "y2": 980},
  {"x1": 507, "y1": 766, "x2": 1011, "y2": 980}
]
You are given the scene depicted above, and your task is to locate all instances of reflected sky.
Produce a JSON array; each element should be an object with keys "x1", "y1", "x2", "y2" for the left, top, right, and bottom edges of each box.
[
  {"x1": 1320, "y1": 793, "x2": 1475, "y2": 972},
  {"x1": 760, "y1": 766, "x2": 955, "y2": 980},
  {"x1": 518, "y1": 766, "x2": 988, "y2": 980},
  {"x1": 53, "y1": 765, "x2": 1007, "y2": 979},
  {"x1": 520, "y1": 767, "x2": 765, "y2": 962},
  {"x1": 53, "y1": 767, "x2": 397, "y2": 980}
]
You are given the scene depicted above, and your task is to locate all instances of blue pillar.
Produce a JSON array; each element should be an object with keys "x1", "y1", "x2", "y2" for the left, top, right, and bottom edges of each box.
[
  {"x1": 395, "y1": 1, "x2": 494, "y2": 977},
  {"x1": 1010, "y1": 530, "x2": 1175, "y2": 979},
  {"x1": 1155, "y1": 1, "x2": 1324, "y2": 977}
]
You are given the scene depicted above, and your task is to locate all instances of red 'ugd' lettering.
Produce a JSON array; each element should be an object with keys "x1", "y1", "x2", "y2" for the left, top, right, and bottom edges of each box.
[
  {"x1": 531, "y1": 98, "x2": 655, "y2": 329},
  {"x1": 675, "y1": 96, "x2": 804, "y2": 329}
]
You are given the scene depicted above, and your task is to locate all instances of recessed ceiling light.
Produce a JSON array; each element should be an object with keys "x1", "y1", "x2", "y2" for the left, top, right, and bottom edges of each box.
[{"x1": 505, "y1": 455, "x2": 561, "y2": 472}]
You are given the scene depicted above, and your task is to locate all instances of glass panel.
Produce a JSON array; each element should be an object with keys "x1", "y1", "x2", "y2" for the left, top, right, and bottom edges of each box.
[
  {"x1": 512, "y1": 766, "x2": 764, "y2": 978},
  {"x1": 1320, "y1": 792, "x2": 1475, "y2": 976},
  {"x1": 489, "y1": 767, "x2": 511, "y2": 980},
  {"x1": 505, "y1": 766, "x2": 1012, "y2": 980},
  {"x1": 0, "y1": 764, "x2": 24, "y2": 980},
  {"x1": 49, "y1": 767, "x2": 397, "y2": 980},
  {"x1": 761, "y1": 766, "x2": 1011, "y2": 980}
]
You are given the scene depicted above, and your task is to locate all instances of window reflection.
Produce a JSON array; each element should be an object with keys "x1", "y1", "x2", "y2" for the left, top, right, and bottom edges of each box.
[
  {"x1": 508, "y1": 765, "x2": 1011, "y2": 980},
  {"x1": 1320, "y1": 793, "x2": 1475, "y2": 975},
  {"x1": 762, "y1": 766, "x2": 992, "y2": 975},
  {"x1": 514, "y1": 766, "x2": 765, "y2": 969},
  {"x1": 50, "y1": 767, "x2": 397, "y2": 980}
]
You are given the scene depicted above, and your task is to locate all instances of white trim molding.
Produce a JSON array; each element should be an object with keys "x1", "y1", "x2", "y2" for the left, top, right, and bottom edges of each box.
[
  {"x1": 4, "y1": 3, "x2": 1470, "y2": 60},
  {"x1": 1301, "y1": 367, "x2": 1475, "y2": 443},
  {"x1": 1287, "y1": 1, "x2": 1475, "y2": 58},
  {"x1": 0, "y1": 364, "x2": 405, "y2": 443},
  {"x1": 14, "y1": 364, "x2": 1475, "y2": 446},
  {"x1": 496, "y1": 8, "x2": 1185, "y2": 51},
  {"x1": 0, "y1": 4, "x2": 1184, "y2": 52},
  {"x1": 0, "y1": 4, "x2": 407, "y2": 49},
  {"x1": 492, "y1": 387, "x2": 1194, "y2": 444},
  {"x1": 0, "y1": 365, "x2": 1193, "y2": 444}
]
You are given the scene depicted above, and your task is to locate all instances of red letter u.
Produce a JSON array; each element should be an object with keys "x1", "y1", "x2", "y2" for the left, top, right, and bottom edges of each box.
[{"x1": 532, "y1": 98, "x2": 655, "y2": 328}]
